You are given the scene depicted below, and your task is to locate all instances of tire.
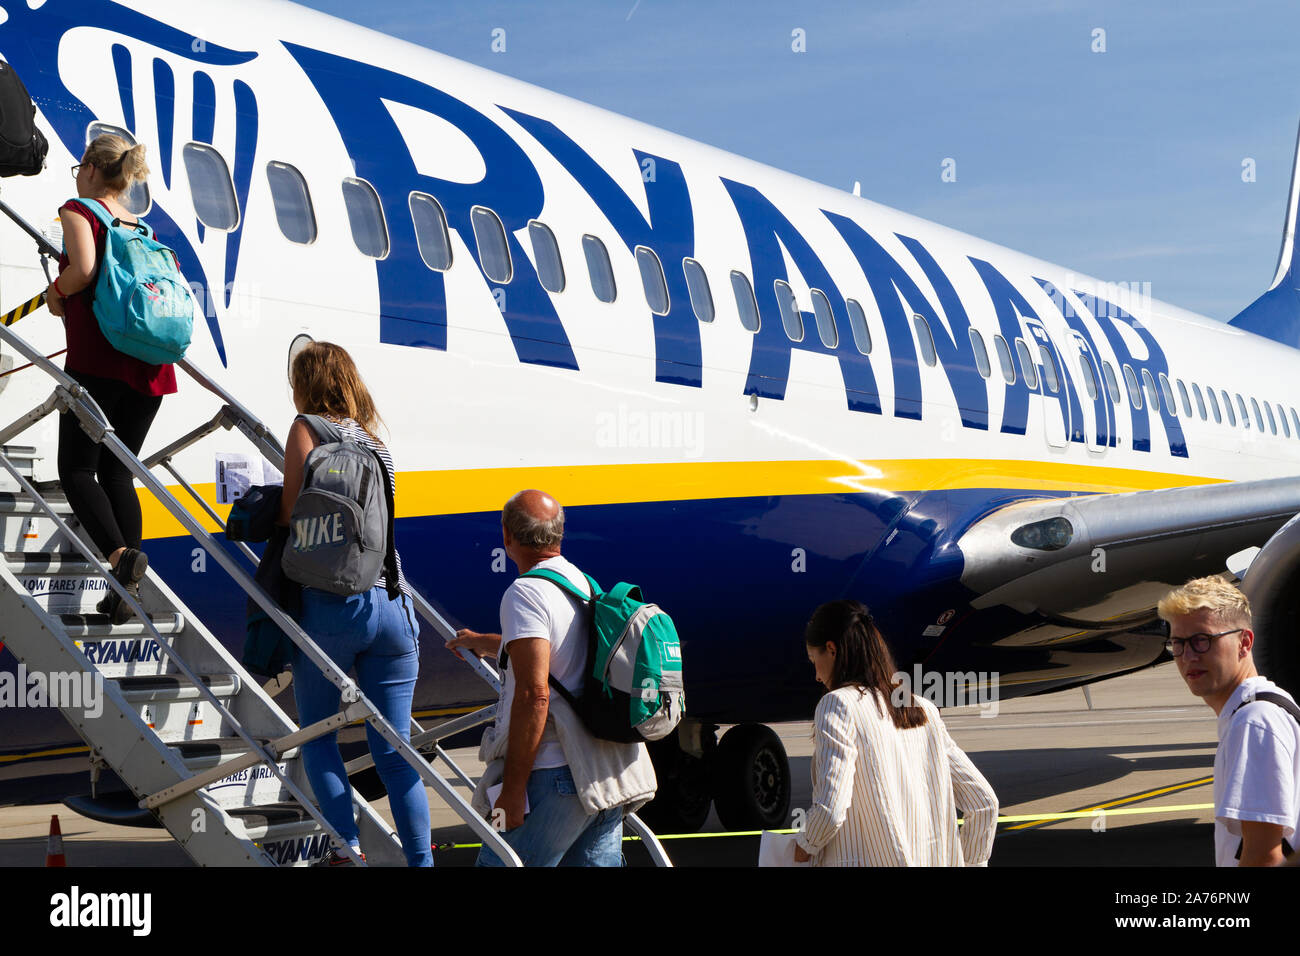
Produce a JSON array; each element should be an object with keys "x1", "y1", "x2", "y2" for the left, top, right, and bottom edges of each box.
[
  {"x1": 711, "y1": 723, "x2": 791, "y2": 830},
  {"x1": 638, "y1": 742, "x2": 713, "y2": 834}
]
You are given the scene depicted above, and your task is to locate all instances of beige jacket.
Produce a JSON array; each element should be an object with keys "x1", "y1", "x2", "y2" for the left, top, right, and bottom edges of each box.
[{"x1": 470, "y1": 691, "x2": 658, "y2": 818}]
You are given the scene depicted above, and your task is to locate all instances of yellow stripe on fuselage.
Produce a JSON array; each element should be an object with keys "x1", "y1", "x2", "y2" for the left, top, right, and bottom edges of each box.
[{"x1": 138, "y1": 458, "x2": 1226, "y2": 540}]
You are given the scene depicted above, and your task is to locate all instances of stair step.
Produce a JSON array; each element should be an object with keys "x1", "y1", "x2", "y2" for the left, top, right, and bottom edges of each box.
[
  {"x1": 59, "y1": 612, "x2": 184, "y2": 639},
  {"x1": 116, "y1": 673, "x2": 241, "y2": 704},
  {"x1": 170, "y1": 736, "x2": 299, "y2": 771},
  {"x1": 6, "y1": 552, "x2": 101, "y2": 576}
]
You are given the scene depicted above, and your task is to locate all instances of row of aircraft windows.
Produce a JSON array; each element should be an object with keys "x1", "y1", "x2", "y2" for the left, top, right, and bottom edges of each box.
[{"x1": 111, "y1": 121, "x2": 1297, "y2": 442}]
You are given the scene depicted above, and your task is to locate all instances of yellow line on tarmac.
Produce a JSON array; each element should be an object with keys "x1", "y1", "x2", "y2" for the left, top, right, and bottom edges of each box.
[{"x1": 1005, "y1": 775, "x2": 1214, "y2": 830}]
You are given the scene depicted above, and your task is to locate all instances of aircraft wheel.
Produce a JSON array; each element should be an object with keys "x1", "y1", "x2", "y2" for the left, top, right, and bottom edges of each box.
[
  {"x1": 639, "y1": 738, "x2": 713, "y2": 833},
  {"x1": 712, "y1": 723, "x2": 790, "y2": 830}
]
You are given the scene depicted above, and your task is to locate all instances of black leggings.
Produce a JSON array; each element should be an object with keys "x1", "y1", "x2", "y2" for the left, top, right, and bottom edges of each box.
[{"x1": 57, "y1": 370, "x2": 163, "y2": 559}]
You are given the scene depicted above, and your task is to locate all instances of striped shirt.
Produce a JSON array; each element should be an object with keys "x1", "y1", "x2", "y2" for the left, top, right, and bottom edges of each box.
[
  {"x1": 304, "y1": 415, "x2": 410, "y2": 597},
  {"x1": 795, "y1": 687, "x2": 998, "y2": 866}
]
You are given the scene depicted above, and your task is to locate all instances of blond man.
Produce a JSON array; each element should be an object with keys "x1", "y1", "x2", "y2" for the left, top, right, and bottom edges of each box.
[{"x1": 1158, "y1": 577, "x2": 1300, "y2": 866}]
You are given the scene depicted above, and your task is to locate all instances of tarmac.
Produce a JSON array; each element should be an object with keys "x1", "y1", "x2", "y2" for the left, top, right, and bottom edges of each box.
[{"x1": 0, "y1": 662, "x2": 1217, "y2": 866}]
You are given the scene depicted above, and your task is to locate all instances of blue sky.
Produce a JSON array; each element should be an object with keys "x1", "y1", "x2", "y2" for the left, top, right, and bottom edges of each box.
[{"x1": 293, "y1": 0, "x2": 1300, "y2": 321}]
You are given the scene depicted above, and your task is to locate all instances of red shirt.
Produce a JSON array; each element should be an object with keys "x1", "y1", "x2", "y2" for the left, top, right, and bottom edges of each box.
[{"x1": 58, "y1": 200, "x2": 178, "y2": 397}]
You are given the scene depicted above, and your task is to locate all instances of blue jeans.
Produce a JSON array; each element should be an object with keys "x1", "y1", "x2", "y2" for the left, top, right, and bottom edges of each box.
[
  {"x1": 293, "y1": 586, "x2": 432, "y2": 867},
  {"x1": 476, "y1": 765, "x2": 624, "y2": 867}
]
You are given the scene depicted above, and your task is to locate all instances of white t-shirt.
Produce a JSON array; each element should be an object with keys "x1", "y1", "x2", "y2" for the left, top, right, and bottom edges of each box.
[
  {"x1": 496, "y1": 556, "x2": 591, "y2": 771},
  {"x1": 1213, "y1": 675, "x2": 1300, "y2": 866}
]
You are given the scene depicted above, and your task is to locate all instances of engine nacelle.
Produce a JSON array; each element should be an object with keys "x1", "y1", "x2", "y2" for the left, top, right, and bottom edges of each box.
[{"x1": 1242, "y1": 511, "x2": 1300, "y2": 698}]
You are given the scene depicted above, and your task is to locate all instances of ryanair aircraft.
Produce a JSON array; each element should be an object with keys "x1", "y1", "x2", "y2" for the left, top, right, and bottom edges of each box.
[{"x1": 2, "y1": 0, "x2": 1299, "y2": 833}]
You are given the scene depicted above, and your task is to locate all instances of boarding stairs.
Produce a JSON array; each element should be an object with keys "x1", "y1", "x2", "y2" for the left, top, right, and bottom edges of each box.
[{"x1": 0, "y1": 196, "x2": 671, "y2": 867}]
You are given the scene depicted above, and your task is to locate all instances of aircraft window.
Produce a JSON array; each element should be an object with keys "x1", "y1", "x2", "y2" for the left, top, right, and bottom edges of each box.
[
  {"x1": 88, "y1": 122, "x2": 150, "y2": 215},
  {"x1": 583, "y1": 235, "x2": 616, "y2": 303},
  {"x1": 845, "y1": 298, "x2": 872, "y2": 354},
  {"x1": 1250, "y1": 397, "x2": 1264, "y2": 431},
  {"x1": 774, "y1": 281, "x2": 805, "y2": 342},
  {"x1": 1236, "y1": 394, "x2": 1250, "y2": 427},
  {"x1": 1176, "y1": 379, "x2": 1191, "y2": 417},
  {"x1": 730, "y1": 271, "x2": 760, "y2": 332},
  {"x1": 409, "y1": 193, "x2": 453, "y2": 271},
  {"x1": 1015, "y1": 339, "x2": 1038, "y2": 390},
  {"x1": 1206, "y1": 387, "x2": 1222, "y2": 424},
  {"x1": 528, "y1": 220, "x2": 564, "y2": 293},
  {"x1": 1076, "y1": 348, "x2": 1098, "y2": 400},
  {"x1": 810, "y1": 289, "x2": 838, "y2": 349},
  {"x1": 265, "y1": 162, "x2": 317, "y2": 244},
  {"x1": 1279, "y1": 404, "x2": 1291, "y2": 438},
  {"x1": 1141, "y1": 369, "x2": 1160, "y2": 412},
  {"x1": 1291, "y1": 408, "x2": 1300, "y2": 437},
  {"x1": 1191, "y1": 383, "x2": 1206, "y2": 420},
  {"x1": 1038, "y1": 345, "x2": 1060, "y2": 393},
  {"x1": 635, "y1": 246, "x2": 670, "y2": 315},
  {"x1": 1222, "y1": 391, "x2": 1237, "y2": 426},
  {"x1": 1264, "y1": 401, "x2": 1278, "y2": 435},
  {"x1": 341, "y1": 177, "x2": 388, "y2": 258},
  {"x1": 1102, "y1": 361, "x2": 1121, "y2": 404},
  {"x1": 471, "y1": 206, "x2": 512, "y2": 283},
  {"x1": 184, "y1": 143, "x2": 240, "y2": 231},
  {"x1": 1158, "y1": 373, "x2": 1176, "y2": 413},
  {"x1": 1122, "y1": 365, "x2": 1143, "y2": 409},
  {"x1": 682, "y1": 258, "x2": 713, "y2": 322},
  {"x1": 969, "y1": 329, "x2": 991, "y2": 379},
  {"x1": 994, "y1": 335, "x2": 1016, "y2": 384},
  {"x1": 913, "y1": 315, "x2": 938, "y2": 367}
]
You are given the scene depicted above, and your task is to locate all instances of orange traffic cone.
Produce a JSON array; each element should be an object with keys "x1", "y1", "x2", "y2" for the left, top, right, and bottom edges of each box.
[{"x1": 45, "y1": 814, "x2": 66, "y2": 867}]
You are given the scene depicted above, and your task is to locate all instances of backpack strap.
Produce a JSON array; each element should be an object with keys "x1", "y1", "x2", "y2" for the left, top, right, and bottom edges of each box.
[
  {"x1": 70, "y1": 197, "x2": 150, "y2": 237},
  {"x1": 499, "y1": 567, "x2": 600, "y2": 709},
  {"x1": 1230, "y1": 691, "x2": 1300, "y2": 724},
  {"x1": 297, "y1": 413, "x2": 343, "y2": 445}
]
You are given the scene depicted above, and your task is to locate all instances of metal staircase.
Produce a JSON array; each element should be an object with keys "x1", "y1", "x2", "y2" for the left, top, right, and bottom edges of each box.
[{"x1": 0, "y1": 199, "x2": 671, "y2": 868}]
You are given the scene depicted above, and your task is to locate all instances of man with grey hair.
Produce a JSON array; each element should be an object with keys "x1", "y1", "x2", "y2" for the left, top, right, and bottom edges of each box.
[
  {"x1": 448, "y1": 489, "x2": 655, "y2": 866},
  {"x1": 1158, "y1": 576, "x2": 1299, "y2": 866}
]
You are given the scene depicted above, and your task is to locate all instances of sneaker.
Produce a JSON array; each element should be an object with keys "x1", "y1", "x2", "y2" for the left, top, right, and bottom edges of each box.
[
  {"x1": 313, "y1": 846, "x2": 364, "y2": 867},
  {"x1": 104, "y1": 548, "x2": 148, "y2": 626}
]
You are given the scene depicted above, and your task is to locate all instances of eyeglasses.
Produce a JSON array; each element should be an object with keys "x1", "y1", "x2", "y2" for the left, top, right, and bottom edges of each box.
[
  {"x1": 71, "y1": 163, "x2": 87, "y2": 179},
  {"x1": 1164, "y1": 629, "x2": 1242, "y2": 656}
]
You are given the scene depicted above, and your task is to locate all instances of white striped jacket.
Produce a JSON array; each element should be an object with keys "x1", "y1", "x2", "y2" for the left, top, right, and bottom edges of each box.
[{"x1": 795, "y1": 687, "x2": 998, "y2": 866}]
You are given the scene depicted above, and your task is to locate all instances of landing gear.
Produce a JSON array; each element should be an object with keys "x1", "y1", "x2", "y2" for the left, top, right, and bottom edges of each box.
[
  {"x1": 640, "y1": 720, "x2": 792, "y2": 833},
  {"x1": 639, "y1": 723, "x2": 715, "y2": 834},
  {"x1": 711, "y1": 723, "x2": 791, "y2": 831}
]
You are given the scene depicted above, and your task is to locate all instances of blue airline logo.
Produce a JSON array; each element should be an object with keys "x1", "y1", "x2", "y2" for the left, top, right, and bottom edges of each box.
[{"x1": 0, "y1": 1, "x2": 1188, "y2": 458}]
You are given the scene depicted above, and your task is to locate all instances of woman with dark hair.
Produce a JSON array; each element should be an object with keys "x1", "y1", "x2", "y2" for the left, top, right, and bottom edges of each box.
[{"x1": 793, "y1": 600, "x2": 998, "y2": 866}]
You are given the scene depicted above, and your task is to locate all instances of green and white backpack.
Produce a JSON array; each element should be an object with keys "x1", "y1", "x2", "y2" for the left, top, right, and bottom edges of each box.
[{"x1": 516, "y1": 568, "x2": 685, "y2": 743}]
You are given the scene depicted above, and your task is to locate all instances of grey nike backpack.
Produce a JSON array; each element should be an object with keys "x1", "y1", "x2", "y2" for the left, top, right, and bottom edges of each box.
[{"x1": 280, "y1": 415, "x2": 400, "y2": 598}]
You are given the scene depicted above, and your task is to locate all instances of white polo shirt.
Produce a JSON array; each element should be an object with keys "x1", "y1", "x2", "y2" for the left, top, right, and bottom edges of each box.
[{"x1": 1213, "y1": 676, "x2": 1300, "y2": 866}]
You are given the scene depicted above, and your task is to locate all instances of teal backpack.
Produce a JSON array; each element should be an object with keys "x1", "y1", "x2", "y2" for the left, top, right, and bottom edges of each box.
[
  {"x1": 72, "y1": 198, "x2": 194, "y2": 364},
  {"x1": 515, "y1": 568, "x2": 685, "y2": 743}
]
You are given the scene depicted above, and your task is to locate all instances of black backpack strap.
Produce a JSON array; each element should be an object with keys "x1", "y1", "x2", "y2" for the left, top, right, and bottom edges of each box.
[{"x1": 1231, "y1": 691, "x2": 1300, "y2": 724}]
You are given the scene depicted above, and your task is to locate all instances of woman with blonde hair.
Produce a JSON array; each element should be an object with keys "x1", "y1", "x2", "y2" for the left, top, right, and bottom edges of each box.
[
  {"x1": 45, "y1": 134, "x2": 175, "y2": 624},
  {"x1": 278, "y1": 341, "x2": 431, "y2": 867},
  {"x1": 794, "y1": 600, "x2": 999, "y2": 866}
]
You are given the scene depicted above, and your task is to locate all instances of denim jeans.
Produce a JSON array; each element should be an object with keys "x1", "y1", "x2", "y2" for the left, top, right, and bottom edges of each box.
[
  {"x1": 293, "y1": 586, "x2": 432, "y2": 867},
  {"x1": 476, "y1": 765, "x2": 624, "y2": 867}
]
